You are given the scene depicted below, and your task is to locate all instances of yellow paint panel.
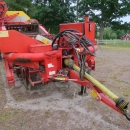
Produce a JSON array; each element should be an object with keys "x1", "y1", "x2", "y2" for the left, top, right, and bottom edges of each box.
[
  {"x1": 91, "y1": 90, "x2": 98, "y2": 98},
  {"x1": 0, "y1": 31, "x2": 9, "y2": 37},
  {"x1": 41, "y1": 37, "x2": 52, "y2": 44},
  {"x1": 36, "y1": 35, "x2": 52, "y2": 44},
  {"x1": 6, "y1": 11, "x2": 30, "y2": 20}
]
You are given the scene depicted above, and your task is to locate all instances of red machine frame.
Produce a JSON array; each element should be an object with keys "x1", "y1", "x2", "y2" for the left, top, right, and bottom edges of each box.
[{"x1": 0, "y1": 0, "x2": 130, "y2": 121}]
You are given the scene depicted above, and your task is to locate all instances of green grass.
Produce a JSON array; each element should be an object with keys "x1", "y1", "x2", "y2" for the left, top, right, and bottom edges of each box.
[{"x1": 99, "y1": 40, "x2": 130, "y2": 48}]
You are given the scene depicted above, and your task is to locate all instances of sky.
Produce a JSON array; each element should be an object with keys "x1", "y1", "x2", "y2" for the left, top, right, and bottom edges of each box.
[{"x1": 120, "y1": 15, "x2": 130, "y2": 23}]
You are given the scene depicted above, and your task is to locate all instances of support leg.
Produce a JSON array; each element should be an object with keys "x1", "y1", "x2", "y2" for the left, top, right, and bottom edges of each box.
[
  {"x1": 78, "y1": 86, "x2": 86, "y2": 95},
  {"x1": 78, "y1": 68, "x2": 91, "y2": 95}
]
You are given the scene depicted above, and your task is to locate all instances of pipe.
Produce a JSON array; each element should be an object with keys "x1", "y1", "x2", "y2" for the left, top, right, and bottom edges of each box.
[
  {"x1": 4, "y1": 53, "x2": 45, "y2": 62},
  {"x1": 64, "y1": 59, "x2": 130, "y2": 122},
  {"x1": 64, "y1": 58, "x2": 118, "y2": 101},
  {"x1": 3, "y1": 50, "x2": 61, "y2": 62}
]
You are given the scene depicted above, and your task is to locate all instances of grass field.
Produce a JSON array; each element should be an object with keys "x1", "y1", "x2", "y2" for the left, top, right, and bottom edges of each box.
[{"x1": 98, "y1": 40, "x2": 130, "y2": 48}]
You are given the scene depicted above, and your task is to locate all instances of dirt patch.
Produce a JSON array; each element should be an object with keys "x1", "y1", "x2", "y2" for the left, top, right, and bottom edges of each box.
[{"x1": 0, "y1": 46, "x2": 130, "y2": 130}]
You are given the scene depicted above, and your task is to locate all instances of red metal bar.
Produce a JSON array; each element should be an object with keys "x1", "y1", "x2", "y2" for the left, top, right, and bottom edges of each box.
[
  {"x1": 4, "y1": 51, "x2": 61, "y2": 62},
  {"x1": 3, "y1": 59, "x2": 15, "y2": 88},
  {"x1": 100, "y1": 93, "x2": 123, "y2": 114},
  {"x1": 68, "y1": 69, "x2": 123, "y2": 115}
]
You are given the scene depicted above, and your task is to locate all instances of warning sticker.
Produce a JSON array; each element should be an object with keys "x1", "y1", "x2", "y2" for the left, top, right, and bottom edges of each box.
[
  {"x1": 48, "y1": 63, "x2": 54, "y2": 68},
  {"x1": 49, "y1": 71, "x2": 56, "y2": 75}
]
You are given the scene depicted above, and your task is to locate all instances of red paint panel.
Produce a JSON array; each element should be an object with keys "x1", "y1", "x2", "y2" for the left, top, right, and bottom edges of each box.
[
  {"x1": 60, "y1": 23, "x2": 84, "y2": 34},
  {"x1": 85, "y1": 22, "x2": 96, "y2": 44},
  {"x1": 0, "y1": 30, "x2": 42, "y2": 53},
  {"x1": 29, "y1": 44, "x2": 52, "y2": 53}
]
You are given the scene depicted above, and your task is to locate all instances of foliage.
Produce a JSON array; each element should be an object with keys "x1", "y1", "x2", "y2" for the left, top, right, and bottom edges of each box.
[
  {"x1": 77, "y1": 0, "x2": 130, "y2": 40},
  {"x1": 103, "y1": 27, "x2": 112, "y2": 39},
  {"x1": 110, "y1": 33, "x2": 117, "y2": 39},
  {"x1": 33, "y1": 0, "x2": 75, "y2": 33},
  {"x1": 96, "y1": 27, "x2": 126, "y2": 39},
  {"x1": 115, "y1": 30, "x2": 125, "y2": 39},
  {"x1": 4, "y1": 0, "x2": 36, "y2": 17},
  {"x1": 3, "y1": 0, "x2": 130, "y2": 36}
]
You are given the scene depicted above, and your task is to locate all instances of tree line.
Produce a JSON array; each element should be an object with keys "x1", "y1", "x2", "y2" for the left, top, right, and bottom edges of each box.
[{"x1": 4, "y1": 0, "x2": 130, "y2": 39}]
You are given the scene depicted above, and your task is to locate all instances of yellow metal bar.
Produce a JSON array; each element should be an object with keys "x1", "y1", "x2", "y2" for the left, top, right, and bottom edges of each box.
[{"x1": 64, "y1": 59, "x2": 118, "y2": 102}]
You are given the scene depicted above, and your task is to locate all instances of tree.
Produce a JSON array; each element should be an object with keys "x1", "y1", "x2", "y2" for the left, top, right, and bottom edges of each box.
[
  {"x1": 97, "y1": 27, "x2": 126, "y2": 39},
  {"x1": 111, "y1": 21, "x2": 130, "y2": 38},
  {"x1": 4, "y1": 0, "x2": 36, "y2": 18},
  {"x1": 103, "y1": 27, "x2": 112, "y2": 39},
  {"x1": 111, "y1": 33, "x2": 117, "y2": 39},
  {"x1": 122, "y1": 22, "x2": 130, "y2": 33},
  {"x1": 115, "y1": 30, "x2": 125, "y2": 39},
  {"x1": 78, "y1": 0, "x2": 130, "y2": 40},
  {"x1": 34, "y1": 0, "x2": 75, "y2": 33}
]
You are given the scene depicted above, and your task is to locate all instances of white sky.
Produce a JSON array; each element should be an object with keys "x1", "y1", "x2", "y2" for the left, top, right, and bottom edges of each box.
[{"x1": 120, "y1": 15, "x2": 130, "y2": 23}]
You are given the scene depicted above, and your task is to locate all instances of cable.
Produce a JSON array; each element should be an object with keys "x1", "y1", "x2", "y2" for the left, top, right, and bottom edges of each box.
[
  {"x1": 52, "y1": 29, "x2": 96, "y2": 80},
  {"x1": 52, "y1": 29, "x2": 80, "y2": 49}
]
